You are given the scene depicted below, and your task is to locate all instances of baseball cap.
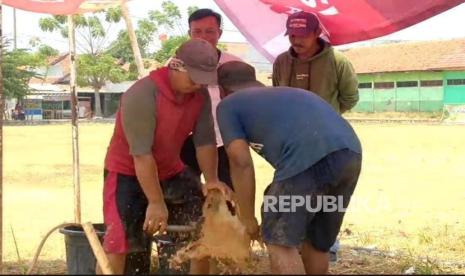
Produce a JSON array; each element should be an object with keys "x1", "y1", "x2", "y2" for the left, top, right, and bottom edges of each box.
[
  {"x1": 218, "y1": 61, "x2": 264, "y2": 92},
  {"x1": 174, "y1": 38, "x2": 219, "y2": 85},
  {"x1": 285, "y1": 11, "x2": 320, "y2": 36}
]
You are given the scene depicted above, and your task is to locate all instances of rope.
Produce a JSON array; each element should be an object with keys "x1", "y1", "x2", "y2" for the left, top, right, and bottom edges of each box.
[{"x1": 26, "y1": 222, "x2": 80, "y2": 275}]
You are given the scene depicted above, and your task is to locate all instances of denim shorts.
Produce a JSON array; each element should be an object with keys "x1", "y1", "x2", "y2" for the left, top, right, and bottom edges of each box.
[{"x1": 261, "y1": 149, "x2": 362, "y2": 252}]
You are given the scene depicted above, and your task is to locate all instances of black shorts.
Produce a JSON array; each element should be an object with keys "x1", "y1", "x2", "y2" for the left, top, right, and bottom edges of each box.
[
  {"x1": 261, "y1": 149, "x2": 362, "y2": 252},
  {"x1": 102, "y1": 167, "x2": 204, "y2": 254}
]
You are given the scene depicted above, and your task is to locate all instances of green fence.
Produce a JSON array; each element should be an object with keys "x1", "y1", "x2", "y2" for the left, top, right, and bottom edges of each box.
[
  {"x1": 353, "y1": 86, "x2": 444, "y2": 113},
  {"x1": 353, "y1": 88, "x2": 444, "y2": 113}
]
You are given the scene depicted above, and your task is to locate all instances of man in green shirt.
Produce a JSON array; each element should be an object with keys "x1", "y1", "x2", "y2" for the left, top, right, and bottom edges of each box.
[{"x1": 272, "y1": 11, "x2": 359, "y2": 114}]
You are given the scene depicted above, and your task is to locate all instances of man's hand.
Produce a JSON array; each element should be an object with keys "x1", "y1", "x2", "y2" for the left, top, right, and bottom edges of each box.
[
  {"x1": 143, "y1": 201, "x2": 168, "y2": 235},
  {"x1": 202, "y1": 180, "x2": 233, "y2": 201}
]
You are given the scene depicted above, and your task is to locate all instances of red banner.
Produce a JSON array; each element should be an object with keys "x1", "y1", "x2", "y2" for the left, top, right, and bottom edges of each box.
[
  {"x1": 214, "y1": 0, "x2": 465, "y2": 61},
  {"x1": 2, "y1": 0, "x2": 86, "y2": 15},
  {"x1": 2, "y1": 0, "x2": 122, "y2": 15}
]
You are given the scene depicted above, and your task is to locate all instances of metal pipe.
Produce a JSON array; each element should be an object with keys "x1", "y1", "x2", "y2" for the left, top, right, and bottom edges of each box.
[{"x1": 165, "y1": 224, "x2": 196, "y2": 233}]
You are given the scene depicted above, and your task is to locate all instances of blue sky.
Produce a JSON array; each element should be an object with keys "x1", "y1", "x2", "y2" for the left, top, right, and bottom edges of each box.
[{"x1": 2, "y1": 0, "x2": 465, "y2": 52}]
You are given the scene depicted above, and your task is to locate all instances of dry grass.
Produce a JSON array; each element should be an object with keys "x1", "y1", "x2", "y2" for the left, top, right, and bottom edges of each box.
[
  {"x1": 5, "y1": 248, "x2": 464, "y2": 275},
  {"x1": 2, "y1": 122, "x2": 465, "y2": 274},
  {"x1": 343, "y1": 111, "x2": 443, "y2": 120}
]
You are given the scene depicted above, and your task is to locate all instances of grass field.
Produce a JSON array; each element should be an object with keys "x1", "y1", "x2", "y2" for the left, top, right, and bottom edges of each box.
[{"x1": 2, "y1": 122, "x2": 465, "y2": 274}]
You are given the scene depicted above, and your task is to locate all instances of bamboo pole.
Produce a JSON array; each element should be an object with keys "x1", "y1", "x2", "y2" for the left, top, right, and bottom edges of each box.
[
  {"x1": 0, "y1": 0, "x2": 4, "y2": 269},
  {"x1": 82, "y1": 222, "x2": 113, "y2": 275},
  {"x1": 67, "y1": 15, "x2": 81, "y2": 224},
  {"x1": 120, "y1": 0, "x2": 146, "y2": 79}
]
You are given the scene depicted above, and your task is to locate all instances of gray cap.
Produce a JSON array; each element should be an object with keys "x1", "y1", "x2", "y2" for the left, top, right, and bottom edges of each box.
[
  {"x1": 175, "y1": 39, "x2": 219, "y2": 85},
  {"x1": 218, "y1": 61, "x2": 264, "y2": 91}
]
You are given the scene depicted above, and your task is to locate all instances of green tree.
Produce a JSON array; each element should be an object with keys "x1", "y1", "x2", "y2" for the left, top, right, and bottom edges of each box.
[
  {"x1": 154, "y1": 35, "x2": 188, "y2": 64},
  {"x1": 77, "y1": 54, "x2": 126, "y2": 101},
  {"x1": 187, "y1": 6, "x2": 200, "y2": 17},
  {"x1": 107, "y1": 18, "x2": 157, "y2": 64},
  {"x1": 1, "y1": 40, "x2": 56, "y2": 100},
  {"x1": 150, "y1": 3, "x2": 199, "y2": 64},
  {"x1": 107, "y1": 18, "x2": 157, "y2": 80},
  {"x1": 108, "y1": 2, "x2": 199, "y2": 76},
  {"x1": 39, "y1": 10, "x2": 127, "y2": 117},
  {"x1": 2, "y1": 48, "x2": 38, "y2": 100},
  {"x1": 36, "y1": 44, "x2": 59, "y2": 58},
  {"x1": 149, "y1": 1, "x2": 185, "y2": 35}
]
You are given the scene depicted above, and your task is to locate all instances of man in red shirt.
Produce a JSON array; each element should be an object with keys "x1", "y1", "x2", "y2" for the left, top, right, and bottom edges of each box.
[{"x1": 100, "y1": 39, "x2": 231, "y2": 274}]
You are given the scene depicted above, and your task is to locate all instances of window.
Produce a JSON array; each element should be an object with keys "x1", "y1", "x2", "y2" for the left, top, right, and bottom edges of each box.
[
  {"x1": 396, "y1": 81, "x2": 418, "y2": 88},
  {"x1": 63, "y1": 101, "x2": 71, "y2": 110},
  {"x1": 358, "y1": 82, "x2": 372, "y2": 89},
  {"x1": 447, "y1": 79, "x2": 465, "y2": 86},
  {"x1": 420, "y1": 80, "x2": 443, "y2": 87},
  {"x1": 374, "y1": 82, "x2": 395, "y2": 89},
  {"x1": 42, "y1": 101, "x2": 62, "y2": 110}
]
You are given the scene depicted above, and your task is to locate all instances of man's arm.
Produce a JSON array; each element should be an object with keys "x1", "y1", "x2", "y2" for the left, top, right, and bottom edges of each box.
[
  {"x1": 226, "y1": 139, "x2": 255, "y2": 219},
  {"x1": 133, "y1": 155, "x2": 167, "y2": 234},
  {"x1": 121, "y1": 78, "x2": 167, "y2": 234},
  {"x1": 216, "y1": 100, "x2": 259, "y2": 238},
  {"x1": 193, "y1": 91, "x2": 218, "y2": 182},
  {"x1": 193, "y1": 91, "x2": 217, "y2": 182},
  {"x1": 196, "y1": 144, "x2": 218, "y2": 182},
  {"x1": 225, "y1": 139, "x2": 259, "y2": 239},
  {"x1": 336, "y1": 52, "x2": 359, "y2": 113},
  {"x1": 193, "y1": 92, "x2": 231, "y2": 196},
  {"x1": 133, "y1": 155, "x2": 162, "y2": 204}
]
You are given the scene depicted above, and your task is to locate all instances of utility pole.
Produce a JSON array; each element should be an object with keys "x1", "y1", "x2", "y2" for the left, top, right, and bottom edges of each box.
[
  {"x1": 13, "y1": 8, "x2": 17, "y2": 49},
  {"x1": 0, "y1": 0, "x2": 4, "y2": 270},
  {"x1": 68, "y1": 15, "x2": 81, "y2": 224},
  {"x1": 121, "y1": 0, "x2": 146, "y2": 79}
]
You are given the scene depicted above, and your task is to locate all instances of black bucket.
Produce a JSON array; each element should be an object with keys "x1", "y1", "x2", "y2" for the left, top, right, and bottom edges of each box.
[
  {"x1": 59, "y1": 224, "x2": 152, "y2": 275},
  {"x1": 59, "y1": 224, "x2": 106, "y2": 275},
  {"x1": 153, "y1": 234, "x2": 190, "y2": 275}
]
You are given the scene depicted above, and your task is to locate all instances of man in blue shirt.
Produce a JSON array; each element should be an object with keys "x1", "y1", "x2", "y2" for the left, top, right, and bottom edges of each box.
[{"x1": 216, "y1": 61, "x2": 362, "y2": 274}]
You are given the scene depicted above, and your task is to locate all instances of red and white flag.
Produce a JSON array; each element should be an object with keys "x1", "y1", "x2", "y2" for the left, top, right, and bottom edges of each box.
[
  {"x1": 214, "y1": 0, "x2": 465, "y2": 61},
  {"x1": 2, "y1": 0, "x2": 121, "y2": 15}
]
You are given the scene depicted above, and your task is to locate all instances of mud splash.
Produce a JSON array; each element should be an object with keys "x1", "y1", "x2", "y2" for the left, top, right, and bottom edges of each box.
[{"x1": 169, "y1": 189, "x2": 252, "y2": 273}]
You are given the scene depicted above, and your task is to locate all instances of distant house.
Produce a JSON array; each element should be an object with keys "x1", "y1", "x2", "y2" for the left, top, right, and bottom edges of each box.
[
  {"x1": 226, "y1": 39, "x2": 465, "y2": 113},
  {"x1": 25, "y1": 54, "x2": 161, "y2": 120},
  {"x1": 343, "y1": 38, "x2": 465, "y2": 113},
  {"x1": 222, "y1": 41, "x2": 272, "y2": 73},
  {"x1": 221, "y1": 41, "x2": 273, "y2": 85}
]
